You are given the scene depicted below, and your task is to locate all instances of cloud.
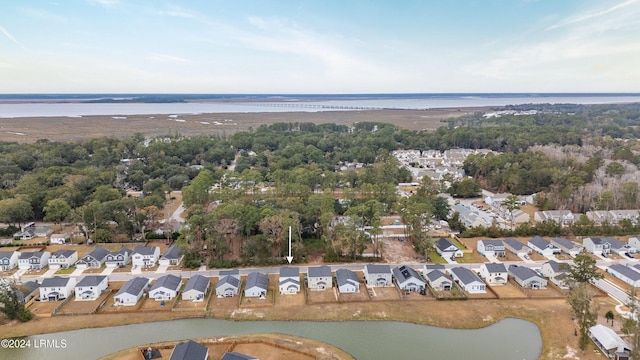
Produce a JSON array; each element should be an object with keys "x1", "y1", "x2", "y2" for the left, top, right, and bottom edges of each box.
[
  {"x1": 148, "y1": 53, "x2": 191, "y2": 63},
  {"x1": 155, "y1": 5, "x2": 199, "y2": 19},
  {"x1": 547, "y1": 0, "x2": 640, "y2": 30},
  {"x1": 0, "y1": 25, "x2": 28, "y2": 51}
]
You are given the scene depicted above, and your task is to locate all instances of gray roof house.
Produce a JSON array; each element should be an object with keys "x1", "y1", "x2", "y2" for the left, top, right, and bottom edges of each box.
[
  {"x1": 182, "y1": 275, "x2": 210, "y2": 302},
  {"x1": 75, "y1": 275, "x2": 108, "y2": 301},
  {"x1": 589, "y1": 324, "x2": 631, "y2": 358},
  {"x1": 76, "y1": 247, "x2": 109, "y2": 269},
  {"x1": 244, "y1": 272, "x2": 268, "y2": 298},
  {"x1": 583, "y1": 237, "x2": 613, "y2": 255},
  {"x1": 426, "y1": 269, "x2": 452, "y2": 291},
  {"x1": 423, "y1": 264, "x2": 446, "y2": 274},
  {"x1": 479, "y1": 263, "x2": 508, "y2": 286},
  {"x1": 503, "y1": 238, "x2": 532, "y2": 256},
  {"x1": 131, "y1": 246, "x2": 161, "y2": 267},
  {"x1": 528, "y1": 236, "x2": 560, "y2": 256},
  {"x1": 307, "y1": 265, "x2": 333, "y2": 290},
  {"x1": 508, "y1": 265, "x2": 547, "y2": 289},
  {"x1": 435, "y1": 238, "x2": 463, "y2": 259},
  {"x1": 105, "y1": 248, "x2": 130, "y2": 268},
  {"x1": 541, "y1": 260, "x2": 570, "y2": 289},
  {"x1": 216, "y1": 269, "x2": 240, "y2": 297},
  {"x1": 608, "y1": 264, "x2": 640, "y2": 287},
  {"x1": 40, "y1": 276, "x2": 76, "y2": 301},
  {"x1": 149, "y1": 274, "x2": 182, "y2": 301},
  {"x1": 363, "y1": 264, "x2": 393, "y2": 287},
  {"x1": 477, "y1": 240, "x2": 505, "y2": 257},
  {"x1": 550, "y1": 237, "x2": 583, "y2": 256},
  {"x1": 114, "y1": 277, "x2": 150, "y2": 306},
  {"x1": 278, "y1": 266, "x2": 300, "y2": 295},
  {"x1": 336, "y1": 268, "x2": 359, "y2": 293},
  {"x1": 0, "y1": 251, "x2": 20, "y2": 271},
  {"x1": 606, "y1": 238, "x2": 636, "y2": 256},
  {"x1": 450, "y1": 267, "x2": 486, "y2": 294},
  {"x1": 221, "y1": 352, "x2": 258, "y2": 360},
  {"x1": 170, "y1": 340, "x2": 209, "y2": 360},
  {"x1": 159, "y1": 244, "x2": 183, "y2": 266},
  {"x1": 48, "y1": 250, "x2": 77, "y2": 270},
  {"x1": 393, "y1": 265, "x2": 426, "y2": 292},
  {"x1": 18, "y1": 251, "x2": 51, "y2": 270}
]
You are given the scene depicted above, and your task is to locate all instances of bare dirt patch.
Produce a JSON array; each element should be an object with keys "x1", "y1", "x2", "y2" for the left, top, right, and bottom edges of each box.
[
  {"x1": 306, "y1": 288, "x2": 339, "y2": 304},
  {"x1": 489, "y1": 283, "x2": 527, "y2": 299},
  {"x1": 27, "y1": 300, "x2": 60, "y2": 317},
  {"x1": 57, "y1": 293, "x2": 109, "y2": 315},
  {"x1": 380, "y1": 237, "x2": 421, "y2": 263},
  {"x1": 367, "y1": 286, "x2": 401, "y2": 301}
]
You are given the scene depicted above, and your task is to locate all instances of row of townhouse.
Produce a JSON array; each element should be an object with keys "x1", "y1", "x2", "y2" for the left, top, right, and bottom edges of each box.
[
  {"x1": 535, "y1": 209, "x2": 640, "y2": 226},
  {"x1": 477, "y1": 237, "x2": 583, "y2": 258}
]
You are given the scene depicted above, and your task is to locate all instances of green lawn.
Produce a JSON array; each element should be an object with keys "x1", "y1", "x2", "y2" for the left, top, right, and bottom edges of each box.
[
  {"x1": 428, "y1": 251, "x2": 447, "y2": 264},
  {"x1": 55, "y1": 266, "x2": 76, "y2": 275}
]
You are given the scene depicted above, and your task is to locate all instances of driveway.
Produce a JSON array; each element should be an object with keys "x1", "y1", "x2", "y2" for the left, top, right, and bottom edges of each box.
[
  {"x1": 70, "y1": 267, "x2": 85, "y2": 276},
  {"x1": 155, "y1": 265, "x2": 169, "y2": 274}
]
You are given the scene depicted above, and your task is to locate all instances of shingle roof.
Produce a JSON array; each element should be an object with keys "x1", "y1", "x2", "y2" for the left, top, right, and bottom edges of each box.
[
  {"x1": 76, "y1": 275, "x2": 107, "y2": 287},
  {"x1": 479, "y1": 239, "x2": 504, "y2": 247},
  {"x1": 504, "y1": 238, "x2": 529, "y2": 251},
  {"x1": 116, "y1": 277, "x2": 149, "y2": 296},
  {"x1": 545, "y1": 260, "x2": 568, "y2": 273},
  {"x1": 484, "y1": 263, "x2": 507, "y2": 273},
  {"x1": 245, "y1": 272, "x2": 268, "y2": 290},
  {"x1": 19, "y1": 251, "x2": 46, "y2": 260},
  {"x1": 551, "y1": 237, "x2": 581, "y2": 250},
  {"x1": 424, "y1": 264, "x2": 445, "y2": 273},
  {"x1": 529, "y1": 236, "x2": 550, "y2": 249},
  {"x1": 40, "y1": 276, "x2": 72, "y2": 287},
  {"x1": 308, "y1": 265, "x2": 332, "y2": 278},
  {"x1": 392, "y1": 265, "x2": 423, "y2": 283},
  {"x1": 219, "y1": 269, "x2": 240, "y2": 277},
  {"x1": 170, "y1": 340, "x2": 208, "y2": 360},
  {"x1": 508, "y1": 265, "x2": 541, "y2": 281},
  {"x1": 426, "y1": 269, "x2": 449, "y2": 282},
  {"x1": 133, "y1": 246, "x2": 158, "y2": 256},
  {"x1": 336, "y1": 268, "x2": 359, "y2": 287},
  {"x1": 217, "y1": 275, "x2": 240, "y2": 289},
  {"x1": 108, "y1": 248, "x2": 130, "y2": 257},
  {"x1": 435, "y1": 237, "x2": 455, "y2": 250},
  {"x1": 365, "y1": 264, "x2": 391, "y2": 274},
  {"x1": 51, "y1": 250, "x2": 76, "y2": 258},
  {"x1": 183, "y1": 275, "x2": 209, "y2": 293},
  {"x1": 279, "y1": 266, "x2": 299, "y2": 278},
  {"x1": 83, "y1": 247, "x2": 109, "y2": 261},
  {"x1": 450, "y1": 267, "x2": 482, "y2": 285},
  {"x1": 609, "y1": 264, "x2": 640, "y2": 281},
  {"x1": 221, "y1": 352, "x2": 258, "y2": 360},
  {"x1": 161, "y1": 244, "x2": 182, "y2": 260},
  {"x1": 0, "y1": 251, "x2": 15, "y2": 259},
  {"x1": 151, "y1": 274, "x2": 182, "y2": 291}
]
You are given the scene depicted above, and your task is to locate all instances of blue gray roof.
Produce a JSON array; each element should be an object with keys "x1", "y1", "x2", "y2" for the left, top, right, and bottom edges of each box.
[
  {"x1": 508, "y1": 265, "x2": 541, "y2": 281},
  {"x1": 19, "y1": 251, "x2": 47, "y2": 260},
  {"x1": 551, "y1": 237, "x2": 582, "y2": 250},
  {"x1": 108, "y1": 247, "x2": 130, "y2": 257},
  {"x1": 365, "y1": 264, "x2": 391, "y2": 274},
  {"x1": 504, "y1": 238, "x2": 529, "y2": 251},
  {"x1": 40, "y1": 276, "x2": 72, "y2": 287},
  {"x1": 76, "y1": 275, "x2": 107, "y2": 287},
  {"x1": 529, "y1": 236, "x2": 551, "y2": 250},
  {"x1": 308, "y1": 265, "x2": 332, "y2": 278},
  {"x1": 219, "y1": 269, "x2": 240, "y2": 278},
  {"x1": 151, "y1": 274, "x2": 182, "y2": 291},
  {"x1": 609, "y1": 264, "x2": 640, "y2": 281},
  {"x1": 116, "y1": 277, "x2": 149, "y2": 296},
  {"x1": 426, "y1": 269, "x2": 449, "y2": 282},
  {"x1": 435, "y1": 237, "x2": 456, "y2": 250},
  {"x1": 0, "y1": 251, "x2": 15, "y2": 260},
  {"x1": 484, "y1": 263, "x2": 507, "y2": 273},
  {"x1": 450, "y1": 267, "x2": 483, "y2": 285},
  {"x1": 392, "y1": 265, "x2": 424, "y2": 283},
  {"x1": 82, "y1": 247, "x2": 109, "y2": 261},
  {"x1": 183, "y1": 275, "x2": 210, "y2": 293},
  {"x1": 221, "y1": 352, "x2": 258, "y2": 360},
  {"x1": 170, "y1": 340, "x2": 208, "y2": 360},
  {"x1": 545, "y1": 260, "x2": 568, "y2": 273},
  {"x1": 479, "y1": 239, "x2": 504, "y2": 247},
  {"x1": 51, "y1": 250, "x2": 76, "y2": 258},
  {"x1": 245, "y1": 272, "x2": 268, "y2": 290},
  {"x1": 336, "y1": 268, "x2": 359, "y2": 287},
  {"x1": 424, "y1": 264, "x2": 445, "y2": 273},
  {"x1": 161, "y1": 244, "x2": 182, "y2": 260},
  {"x1": 217, "y1": 275, "x2": 240, "y2": 289},
  {"x1": 133, "y1": 246, "x2": 158, "y2": 256},
  {"x1": 280, "y1": 266, "x2": 299, "y2": 278}
]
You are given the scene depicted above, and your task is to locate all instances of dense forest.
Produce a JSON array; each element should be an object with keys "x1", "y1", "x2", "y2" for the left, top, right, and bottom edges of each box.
[{"x1": 1, "y1": 103, "x2": 640, "y2": 265}]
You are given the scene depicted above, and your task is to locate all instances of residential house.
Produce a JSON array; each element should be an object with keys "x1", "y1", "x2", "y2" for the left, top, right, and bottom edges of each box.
[
  {"x1": 477, "y1": 240, "x2": 505, "y2": 257},
  {"x1": 48, "y1": 250, "x2": 78, "y2": 270},
  {"x1": 541, "y1": 260, "x2": 570, "y2": 289},
  {"x1": 606, "y1": 238, "x2": 636, "y2": 256},
  {"x1": 0, "y1": 251, "x2": 19, "y2": 271},
  {"x1": 244, "y1": 272, "x2": 268, "y2": 298},
  {"x1": 131, "y1": 246, "x2": 161, "y2": 268},
  {"x1": 17, "y1": 251, "x2": 51, "y2": 270},
  {"x1": 216, "y1": 269, "x2": 240, "y2": 297},
  {"x1": 534, "y1": 210, "x2": 578, "y2": 226},
  {"x1": 13, "y1": 228, "x2": 35, "y2": 240},
  {"x1": 450, "y1": 267, "x2": 486, "y2": 294},
  {"x1": 589, "y1": 324, "x2": 631, "y2": 359},
  {"x1": 629, "y1": 237, "x2": 640, "y2": 252},
  {"x1": 583, "y1": 237, "x2": 613, "y2": 255},
  {"x1": 479, "y1": 263, "x2": 508, "y2": 286},
  {"x1": 550, "y1": 237, "x2": 583, "y2": 256},
  {"x1": 159, "y1": 244, "x2": 182, "y2": 266},
  {"x1": 426, "y1": 269, "x2": 452, "y2": 291},
  {"x1": 586, "y1": 210, "x2": 616, "y2": 225},
  {"x1": 105, "y1": 248, "x2": 130, "y2": 268},
  {"x1": 607, "y1": 264, "x2": 640, "y2": 287},
  {"x1": 508, "y1": 265, "x2": 547, "y2": 289},
  {"x1": 17, "y1": 281, "x2": 40, "y2": 303},
  {"x1": 182, "y1": 275, "x2": 210, "y2": 302},
  {"x1": 503, "y1": 238, "x2": 532, "y2": 256},
  {"x1": 170, "y1": 340, "x2": 209, "y2": 360},
  {"x1": 149, "y1": 274, "x2": 182, "y2": 301},
  {"x1": 40, "y1": 276, "x2": 76, "y2": 301},
  {"x1": 49, "y1": 233, "x2": 69, "y2": 245},
  {"x1": 528, "y1": 236, "x2": 560, "y2": 256},
  {"x1": 363, "y1": 264, "x2": 393, "y2": 287},
  {"x1": 435, "y1": 238, "x2": 463, "y2": 259},
  {"x1": 114, "y1": 277, "x2": 150, "y2": 306},
  {"x1": 75, "y1": 247, "x2": 109, "y2": 269},
  {"x1": 336, "y1": 268, "x2": 360, "y2": 293},
  {"x1": 393, "y1": 265, "x2": 426, "y2": 292},
  {"x1": 307, "y1": 265, "x2": 333, "y2": 290},
  {"x1": 278, "y1": 266, "x2": 300, "y2": 295},
  {"x1": 75, "y1": 275, "x2": 108, "y2": 301}
]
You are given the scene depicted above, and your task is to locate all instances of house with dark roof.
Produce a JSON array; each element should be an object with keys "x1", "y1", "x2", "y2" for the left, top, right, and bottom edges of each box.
[
  {"x1": 149, "y1": 274, "x2": 182, "y2": 301},
  {"x1": 48, "y1": 250, "x2": 78, "y2": 270},
  {"x1": 426, "y1": 269, "x2": 452, "y2": 291},
  {"x1": 114, "y1": 277, "x2": 150, "y2": 306},
  {"x1": 450, "y1": 267, "x2": 486, "y2": 294},
  {"x1": 40, "y1": 276, "x2": 76, "y2": 301},
  {"x1": 528, "y1": 236, "x2": 560, "y2": 256},
  {"x1": 583, "y1": 237, "x2": 613, "y2": 255},
  {"x1": 336, "y1": 268, "x2": 359, "y2": 293},
  {"x1": 435, "y1": 238, "x2": 463, "y2": 259},
  {"x1": 307, "y1": 265, "x2": 333, "y2": 290},
  {"x1": 278, "y1": 266, "x2": 300, "y2": 295},
  {"x1": 606, "y1": 238, "x2": 636, "y2": 256},
  {"x1": 0, "y1": 251, "x2": 19, "y2": 271},
  {"x1": 159, "y1": 244, "x2": 183, "y2": 266},
  {"x1": 216, "y1": 269, "x2": 240, "y2": 297},
  {"x1": 18, "y1": 251, "x2": 51, "y2": 270},
  {"x1": 76, "y1": 247, "x2": 109, "y2": 269},
  {"x1": 477, "y1": 240, "x2": 505, "y2": 257},
  {"x1": 363, "y1": 264, "x2": 392, "y2": 287},
  {"x1": 182, "y1": 274, "x2": 210, "y2": 302},
  {"x1": 479, "y1": 263, "x2": 508, "y2": 286},
  {"x1": 607, "y1": 264, "x2": 640, "y2": 287},
  {"x1": 244, "y1": 272, "x2": 268, "y2": 298},
  {"x1": 503, "y1": 238, "x2": 532, "y2": 256},
  {"x1": 131, "y1": 246, "x2": 160, "y2": 267},
  {"x1": 105, "y1": 248, "x2": 130, "y2": 268},
  {"x1": 550, "y1": 237, "x2": 583, "y2": 256},
  {"x1": 541, "y1": 260, "x2": 570, "y2": 289},
  {"x1": 170, "y1": 340, "x2": 209, "y2": 360},
  {"x1": 221, "y1": 352, "x2": 258, "y2": 360},
  {"x1": 393, "y1": 265, "x2": 426, "y2": 292},
  {"x1": 75, "y1": 275, "x2": 108, "y2": 301},
  {"x1": 508, "y1": 265, "x2": 547, "y2": 289},
  {"x1": 423, "y1": 264, "x2": 446, "y2": 275}
]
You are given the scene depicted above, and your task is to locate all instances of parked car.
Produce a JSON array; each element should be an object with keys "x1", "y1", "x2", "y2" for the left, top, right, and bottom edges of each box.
[
  {"x1": 601, "y1": 252, "x2": 608, "y2": 258},
  {"x1": 626, "y1": 252, "x2": 635, "y2": 259}
]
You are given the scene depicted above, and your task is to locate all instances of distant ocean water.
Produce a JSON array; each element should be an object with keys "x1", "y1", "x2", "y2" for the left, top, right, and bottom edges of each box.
[{"x1": 1, "y1": 93, "x2": 639, "y2": 118}]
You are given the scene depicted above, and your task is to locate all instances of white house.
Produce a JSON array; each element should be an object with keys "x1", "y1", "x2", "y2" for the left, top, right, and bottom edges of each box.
[
  {"x1": 336, "y1": 268, "x2": 360, "y2": 293},
  {"x1": 18, "y1": 251, "x2": 51, "y2": 270},
  {"x1": 477, "y1": 240, "x2": 505, "y2": 257},
  {"x1": 607, "y1": 264, "x2": 640, "y2": 288},
  {"x1": 508, "y1": 265, "x2": 547, "y2": 289},
  {"x1": 393, "y1": 265, "x2": 426, "y2": 292},
  {"x1": 114, "y1": 277, "x2": 150, "y2": 306},
  {"x1": 48, "y1": 250, "x2": 78, "y2": 270},
  {"x1": 528, "y1": 236, "x2": 560, "y2": 256},
  {"x1": 363, "y1": 264, "x2": 393, "y2": 287},
  {"x1": 159, "y1": 244, "x2": 182, "y2": 266},
  {"x1": 244, "y1": 272, "x2": 268, "y2": 298},
  {"x1": 583, "y1": 237, "x2": 613, "y2": 255},
  {"x1": 426, "y1": 269, "x2": 452, "y2": 291},
  {"x1": 216, "y1": 269, "x2": 240, "y2": 297},
  {"x1": 450, "y1": 267, "x2": 486, "y2": 294},
  {"x1": 589, "y1": 324, "x2": 631, "y2": 358},
  {"x1": 541, "y1": 260, "x2": 570, "y2": 289},
  {"x1": 40, "y1": 276, "x2": 76, "y2": 301},
  {"x1": 307, "y1": 265, "x2": 333, "y2": 290},
  {"x1": 75, "y1": 247, "x2": 109, "y2": 269},
  {"x1": 550, "y1": 237, "x2": 583, "y2": 256},
  {"x1": 479, "y1": 263, "x2": 508, "y2": 286},
  {"x1": 49, "y1": 233, "x2": 69, "y2": 245},
  {"x1": 149, "y1": 274, "x2": 182, "y2": 301},
  {"x1": 503, "y1": 238, "x2": 532, "y2": 256},
  {"x1": 75, "y1": 275, "x2": 108, "y2": 301},
  {"x1": 629, "y1": 237, "x2": 640, "y2": 252},
  {"x1": 182, "y1": 274, "x2": 210, "y2": 302},
  {"x1": 607, "y1": 238, "x2": 636, "y2": 256},
  {"x1": 0, "y1": 251, "x2": 19, "y2": 271},
  {"x1": 105, "y1": 248, "x2": 130, "y2": 268},
  {"x1": 278, "y1": 266, "x2": 300, "y2": 295},
  {"x1": 534, "y1": 210, "x2": 578, "y2": 226},
  {"x1": 131, "y1": 246, "x2": 160, "y2": 268},
  {"x1": 435, "y1": 238, "x2": 463, "y2": 259}
]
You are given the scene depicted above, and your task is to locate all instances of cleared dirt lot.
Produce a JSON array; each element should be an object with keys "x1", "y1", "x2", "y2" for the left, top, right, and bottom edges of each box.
[
  {"x1": 489, "y1": 283, "x2": 527, "y2": 299},
  {"x1": 367, "y1": 286, "x2": 402, "y2": 301},
  {"x1": 306, "y1": 288, "x2": 339, "y2": 304},
  {"x1": 57, "y1": 292, "x2": 109, "y2": 315},
  {"x1": 27, "y1": 300, "x2": 60, "y2": 317}
]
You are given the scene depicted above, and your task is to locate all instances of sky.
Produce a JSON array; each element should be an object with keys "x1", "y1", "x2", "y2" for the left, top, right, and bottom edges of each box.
[{"x1": 0, "y1": 0, "x2": 639, "y2": 93}]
